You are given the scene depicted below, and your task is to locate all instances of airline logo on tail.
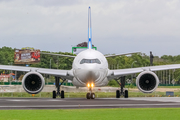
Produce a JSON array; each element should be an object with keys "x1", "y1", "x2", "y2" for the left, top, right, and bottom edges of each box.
[{"x1": 88, "y1": 6, "x2": 92, "y2": 49}]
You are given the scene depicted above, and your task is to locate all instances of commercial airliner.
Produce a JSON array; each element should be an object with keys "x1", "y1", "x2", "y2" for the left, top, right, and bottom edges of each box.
[{"x1": 1, "y1": 7, "x2": 180, "y2": 99}]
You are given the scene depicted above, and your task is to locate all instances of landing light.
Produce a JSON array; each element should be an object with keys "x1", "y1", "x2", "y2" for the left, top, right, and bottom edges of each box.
[{"x1": 87, "y1": 83, "x2": 94, "y2": 88}]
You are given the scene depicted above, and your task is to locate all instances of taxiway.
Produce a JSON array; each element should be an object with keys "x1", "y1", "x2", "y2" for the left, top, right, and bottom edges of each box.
[{"x1": 0, "y1": 97, "x2": 180, "y2": 109}]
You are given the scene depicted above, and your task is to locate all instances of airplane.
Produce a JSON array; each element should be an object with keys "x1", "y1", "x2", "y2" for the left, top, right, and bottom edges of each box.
[{"x1": 1, "y1": 6, "x2": 180, "y2": 99}]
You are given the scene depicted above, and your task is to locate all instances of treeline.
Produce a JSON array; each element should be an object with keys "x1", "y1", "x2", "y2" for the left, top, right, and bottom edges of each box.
[
  {"x1": 0, "y1": 46, "x2": 75, "y2": 70},
  {"x1": 1, "y1": 46, "x2": 180, "y2": 84}
]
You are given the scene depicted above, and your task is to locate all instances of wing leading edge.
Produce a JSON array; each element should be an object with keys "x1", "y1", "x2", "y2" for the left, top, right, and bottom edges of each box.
[
  {"x1": 105, "y1": 52, "x2": 140, "y2": 58},
  {"x1": 0, "y1": 65, "x2": 74, "y2": 80},
  {"x1": 108, "y1": 64, "x2": 180, "y2": 79}
]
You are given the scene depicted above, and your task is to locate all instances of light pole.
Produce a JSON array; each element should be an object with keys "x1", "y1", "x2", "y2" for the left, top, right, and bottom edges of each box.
[
  {"x1": 50, "y1": 59, "x2": 51, "y2": 69},
  {"x1": 131, "y1": 61, "x2": 137, "y2": 82},
  {"x1": 49, "y1": 59, "x2": 52, "y2": 84},
  {"x1": 57, "y1": 56, "x2": 59, "y2": 69},
  {"x1": 8, "y1": 62, "x2": 13, "y2": 85},
  {"x1": 169, "y1": 69, "x2": 170, "y2": 84}
]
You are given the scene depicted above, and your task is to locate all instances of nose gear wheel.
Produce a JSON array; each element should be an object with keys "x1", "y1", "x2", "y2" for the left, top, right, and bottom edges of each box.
[
  {"x1": 86, "y1": 93, "x2": 91, "y2": 99},
  {"x1": 86, "y1": 87, "x2": 95, "y2": 99}
]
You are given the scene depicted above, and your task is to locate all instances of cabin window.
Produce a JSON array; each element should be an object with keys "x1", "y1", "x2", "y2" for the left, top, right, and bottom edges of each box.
[{"x1": 80, "y1": 59, "x2": 101, "y2": 64}]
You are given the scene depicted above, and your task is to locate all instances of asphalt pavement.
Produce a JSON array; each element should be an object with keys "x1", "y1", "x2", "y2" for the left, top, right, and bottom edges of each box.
[{"x1": 1, "y1": 97, "x2": 180, "y2": 109}]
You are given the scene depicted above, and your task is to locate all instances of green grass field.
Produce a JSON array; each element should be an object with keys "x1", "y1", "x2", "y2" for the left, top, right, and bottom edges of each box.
[
  {"x1": 0, "y1": 91, "x2": 180, "y2": 98},
  {"x1": 158, "y1": 86, "x2": 180, "y2": 88},
  {"x1": 0, "y1": 85, "x2": 180, "y2": 98},
  {"x1": 0, "y1": 108, "x2": 180, "y2": 120},
  {"x1": 1, "y1": 87, "x2": 180, "y2": 120}
]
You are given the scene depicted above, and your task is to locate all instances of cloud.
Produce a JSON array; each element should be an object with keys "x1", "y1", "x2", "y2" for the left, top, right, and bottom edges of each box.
[
  {"x1": 31, "y1": 0, "x2": 81, "y2": 7},
  {"x1": 0, "y1": 0, "x2": 180, "y2": 56}
]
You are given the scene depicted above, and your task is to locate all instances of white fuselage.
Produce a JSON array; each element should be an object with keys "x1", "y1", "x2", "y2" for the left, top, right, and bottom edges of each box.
[{"x1": 72, "y1": 49, "x2": 109, "y2": 87}]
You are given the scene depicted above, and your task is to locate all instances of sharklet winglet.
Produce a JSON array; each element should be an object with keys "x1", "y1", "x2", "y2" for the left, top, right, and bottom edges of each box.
[{"x1": 88, "y1": 6, "x2": 92, "y2": 49}]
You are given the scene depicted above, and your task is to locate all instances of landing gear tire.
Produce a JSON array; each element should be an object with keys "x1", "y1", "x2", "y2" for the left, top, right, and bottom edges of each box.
[
  {"x1": 86, "y1": 93, "x2": 91, "y2": 99},
  {"x1": 116, "y1": 90, "x2": 120, "y2": 98},
  {"x1": 124, "y1": 90, "x2": 128, "y2": 98},
  {"x1": 61, "y1": 90, "x2": 64, "y2": 98},
  {"x1": 91, "y1": 93, "x2": 95, "y2": 99},
  {"x1": 53, "y1": 90, "x2": 56, "y2": 99},
  {"x1": 53, "y1": 77, "x2": 66, "y2": 99}
]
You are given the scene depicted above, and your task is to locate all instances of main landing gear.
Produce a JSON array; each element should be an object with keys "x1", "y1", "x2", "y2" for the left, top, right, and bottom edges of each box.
[
  {"x1": 53, "y1": 76, "x2": 66, "y2": 99},
  {"x1": 86, "y1": 83, "x2": 95, "y2": 99},
  {"x1": 115, "y1": 76, "x2": 128, "y2": 98}
]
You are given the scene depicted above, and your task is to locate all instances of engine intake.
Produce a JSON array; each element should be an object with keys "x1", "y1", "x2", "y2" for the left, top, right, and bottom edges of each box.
[
  {"x1": 22, "y1": 72, "x2": 45, "y2": 94},
  {"x1": 136, "y1": 71, "x2": 159, "y2": 93}
]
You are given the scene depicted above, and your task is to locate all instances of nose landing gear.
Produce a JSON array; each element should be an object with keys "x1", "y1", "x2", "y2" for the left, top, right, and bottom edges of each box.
[
  {"x1": 86, "y1": 84, "x2": 95, "y2": 99},
  {"x1": 115, "y1": 76, "x2": 128, "y2": 98}
]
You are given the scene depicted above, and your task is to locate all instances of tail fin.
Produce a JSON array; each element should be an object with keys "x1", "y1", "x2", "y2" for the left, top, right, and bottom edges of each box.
[{"x1": 88, "y1": 6, "x2": 92, "y2": 49}]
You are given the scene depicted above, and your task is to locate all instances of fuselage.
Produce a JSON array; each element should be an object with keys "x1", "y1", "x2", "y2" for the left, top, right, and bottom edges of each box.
[{"x1": 72, "y1": 49, "x2": 109, "y2": 87}]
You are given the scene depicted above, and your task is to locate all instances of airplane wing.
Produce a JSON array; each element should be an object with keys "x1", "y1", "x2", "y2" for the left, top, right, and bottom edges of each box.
[
  {"x1": 105, "y1": 52, "x2": 140, "y2": 58},
  {"x1": 41, "y1": 52, "x2": 76, "y2": 58},
  {"x1": 0, "y1": 65, "x2": 74, "y2": 80},
  {"x1": 108, "y1": 64, "x2": 180, "y2": 79}
]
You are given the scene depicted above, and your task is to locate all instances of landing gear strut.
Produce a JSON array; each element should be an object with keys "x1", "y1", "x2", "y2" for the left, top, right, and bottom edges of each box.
[
  {"x1": 52, "y1": 76, "x2": 66, "y2": 99},
  {"x1": 115, "y1": 76, "x2": 128, "y2": 98},
  {"x1": 86, "y1": 86, "x2": 95, "y2": 99}
]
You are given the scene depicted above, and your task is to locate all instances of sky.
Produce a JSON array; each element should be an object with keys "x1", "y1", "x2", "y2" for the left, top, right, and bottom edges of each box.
[{"x1": 0, "y1": 0, "x2": 180, "y2": 56}]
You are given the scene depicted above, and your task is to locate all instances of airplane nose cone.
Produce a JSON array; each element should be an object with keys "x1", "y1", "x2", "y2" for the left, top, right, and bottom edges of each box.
[
  {"x1": 74, "y1": 69, "x2": 100, "y2": 83},
  {"x1": 86, "y1": 70, "x2": 100, "y2": 82}
]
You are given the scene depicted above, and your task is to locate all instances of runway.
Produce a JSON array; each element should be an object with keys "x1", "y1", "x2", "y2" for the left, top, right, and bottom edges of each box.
[{"x1": 1, "y1": 97, "x2": 180, "y2": 109}]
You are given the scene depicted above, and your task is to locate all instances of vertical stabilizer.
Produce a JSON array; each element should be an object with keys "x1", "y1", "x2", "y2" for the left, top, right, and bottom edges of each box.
[{"x1": 88, "y1": 6, "x2": 92, "y2": 49}]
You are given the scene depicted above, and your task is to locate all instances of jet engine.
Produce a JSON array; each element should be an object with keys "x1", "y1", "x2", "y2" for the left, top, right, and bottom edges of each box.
[
  {"x1": 22, "y1": 72, "x2": 45, "y2": 94},
  {"x1": 136, "y1": 71, "x2": 159, "y2": 93}
]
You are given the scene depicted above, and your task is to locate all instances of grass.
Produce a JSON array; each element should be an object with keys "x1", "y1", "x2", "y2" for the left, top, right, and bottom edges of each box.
[
  {"x1": 158, "y1": 86, "x2": 180, "y2": 88},
  {"x1": 0, "y1": 91, "x2": 180, "y2": 98},
  {"x1": 0, "y1": 108, "x2": 180, "y2": 120},
  {"x1": 127, "y1": 85, "x2": 180, "y2": 88},
  {"x1": 114, "y1": 85, "x2": 180, "y2": 88},
  {"x1": 0, "y1": 85, "x2": 180, "y2": 98}
]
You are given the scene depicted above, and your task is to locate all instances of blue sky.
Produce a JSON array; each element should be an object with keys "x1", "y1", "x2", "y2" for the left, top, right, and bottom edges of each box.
[{"x1": 0, "y1": 0, "x2": 180, "y2": 56}]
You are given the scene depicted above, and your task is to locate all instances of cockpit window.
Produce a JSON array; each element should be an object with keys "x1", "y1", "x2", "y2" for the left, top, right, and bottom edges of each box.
[{"x1": 80, "y1": 59, "x2": 101, "y2": 64}]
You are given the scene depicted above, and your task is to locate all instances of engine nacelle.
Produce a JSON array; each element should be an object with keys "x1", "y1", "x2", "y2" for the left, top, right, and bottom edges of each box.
[
  {"x1": 22, "y1": 72, "x2": 45, "y2": 94},
  {"x1": 136, "y1": 71, "x2": 159, "y2": 93}
]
